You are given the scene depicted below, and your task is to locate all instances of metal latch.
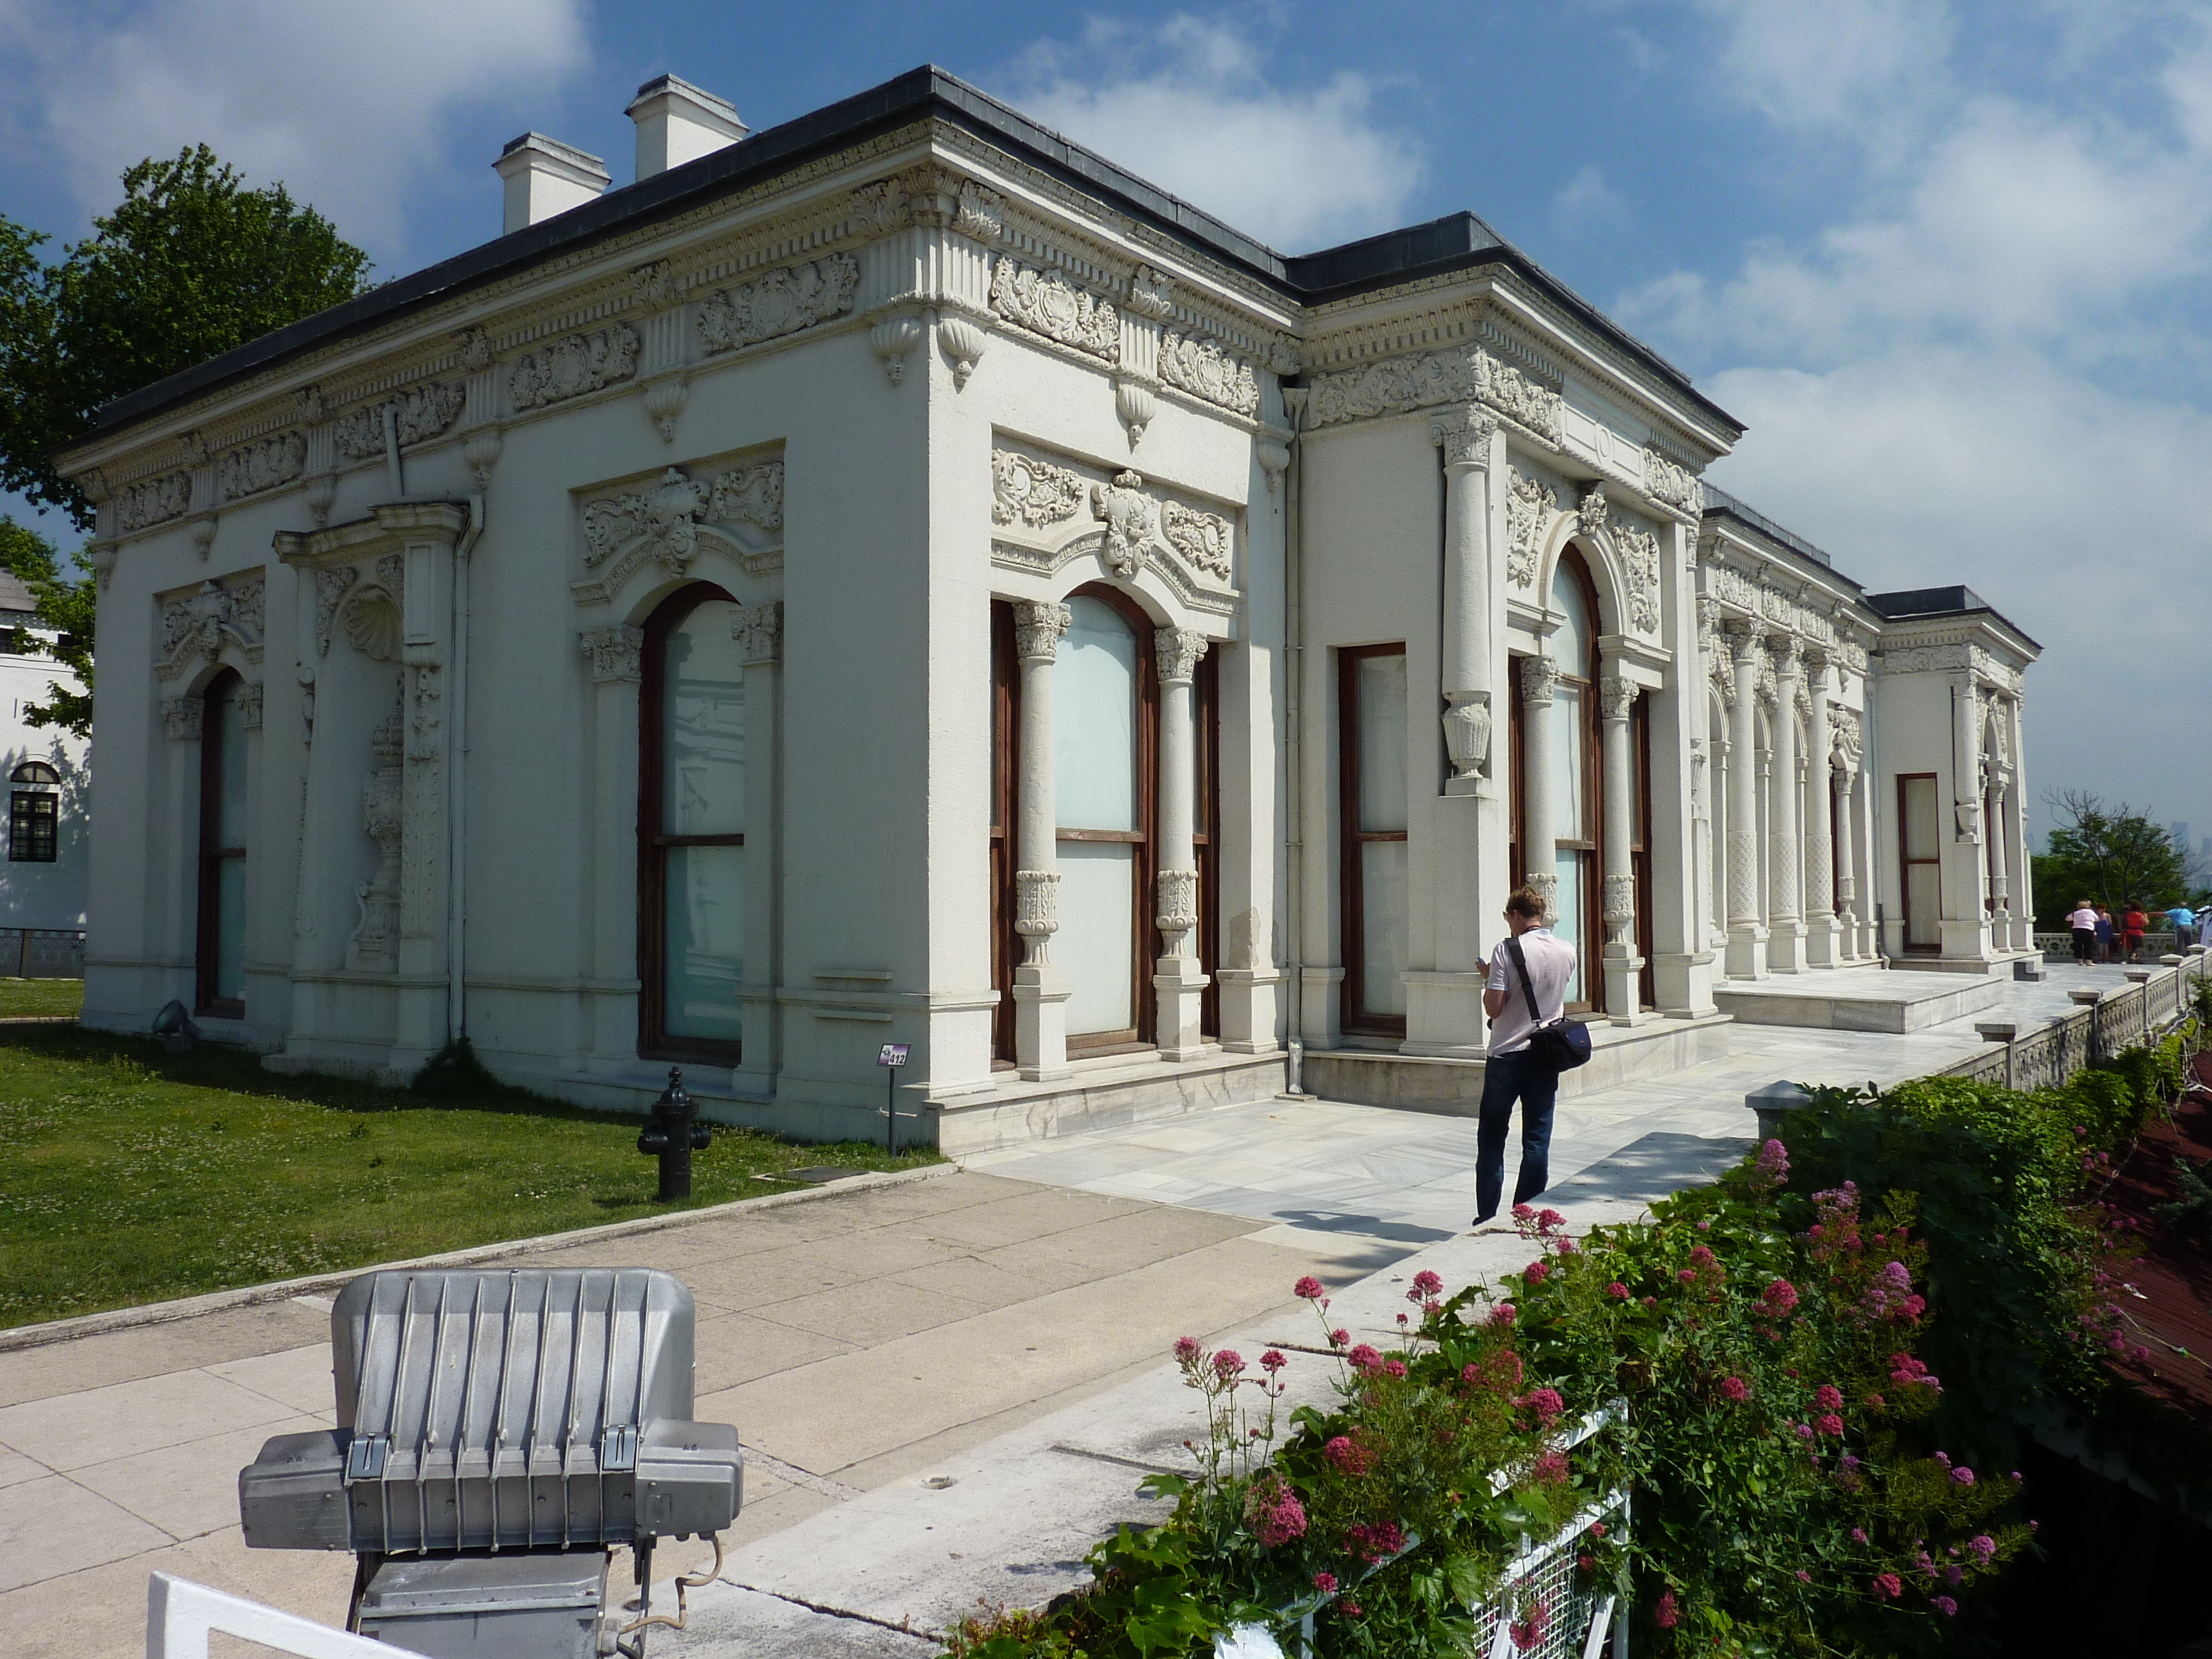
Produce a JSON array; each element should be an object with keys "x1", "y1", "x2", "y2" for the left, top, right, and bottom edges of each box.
[
  {"x1": 345, "y1": 1434, "x2": 389, "y2": 1483},
  {"x1": 600, "y1": 1425, "x2": 638, "y2": 1472}
]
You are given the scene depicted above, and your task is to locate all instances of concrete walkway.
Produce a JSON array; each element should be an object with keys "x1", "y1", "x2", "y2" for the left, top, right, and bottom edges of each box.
[{"x1": 0, "y1": 959, "x2": 2145, "y2": 1658}]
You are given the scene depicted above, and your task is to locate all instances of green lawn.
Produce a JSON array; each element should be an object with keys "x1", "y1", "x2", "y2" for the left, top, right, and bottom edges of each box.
[
  {"x1": 0, "y1": 1022, "x2": 939, "y2": 1330},
  {"x1": 0, "y1": 977, "x2": 84, "y2": 1019}
]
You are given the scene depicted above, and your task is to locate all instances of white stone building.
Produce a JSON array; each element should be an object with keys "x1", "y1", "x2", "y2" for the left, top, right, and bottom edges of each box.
[
  {"x1": 55, "y1": 69, "x2": 2039, "y2": 1147},
  {"x1": 0, "y1": 568, "x2": 90, "y2": 942}
]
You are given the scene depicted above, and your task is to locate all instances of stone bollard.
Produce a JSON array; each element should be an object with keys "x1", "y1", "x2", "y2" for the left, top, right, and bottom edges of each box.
[
  {"x1": 1746, "y1": 1080, "x2": 1811, "y2": 1144},
  {"x1": 1975, "y1": 1021, "x2": 2018, "y2": 1090}
]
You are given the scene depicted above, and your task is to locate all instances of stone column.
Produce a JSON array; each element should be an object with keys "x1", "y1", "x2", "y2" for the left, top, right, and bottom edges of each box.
[
  {"x1": 1766, "y1": 635, "x2": 1807, "y2": 973},
  {"x1": 1518, "y1": 653, "x2": 1560, "y2": 919},
  {"x1": 1942, "y1": 672, "x2": 1989, "y2": 962},
  {"x1": 1433, "y1": 406, "x2": 1497, "y2": 789},
  {"x1": 160, "y1": 696, "x2": 204, "y2": 1004},
  {"x1": 1834, "y1": 756, "x2": 1860, "y2": 961},
  {"x1": 1598, "y1": 671, "x2": 1642, "y2": 1021},
  {"x1": 580, "y1": 626, "x2": 645, "y2": 1066},
  {"x1": 1987, "y1": 762, "x2": 2014, "y2": 940},
  {"x1": 735, "y1": 602, "x2": 783, "y2": 1098},
  {"x1": 1155, "y1": 627, "x2": 1210, "y2": 1060},
  {"x1": 1802, "y1": 651, "x2": 1839, "y2": 968},
  {"x1": 2005, "y1": 695, "x2": 2034, "y2": 951},
  {"x1": 1690, "y1": 735, "x2": 1713, "y2": 953},
  {"x1": 1012, "y1": 600, "x2": 1071, "y2": 1080},
  {"x1": 1723, "y1": 624, "x2": 1768, "y2": 978}
]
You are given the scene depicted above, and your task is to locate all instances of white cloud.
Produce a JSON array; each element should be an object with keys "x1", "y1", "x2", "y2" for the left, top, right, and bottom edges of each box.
[
  {"x1": 999, "y1": 16, "x2": 1423, "y2": 252},
  {"x1": 1693, "y1": 0, "x2": 1958, "y2": 157},
  {"x1": 0, "y1": 0, "x2": 590, "y2": 261},
  {"x1": 1549, "y1": 163, "x2": 1629, "y2": 238}
]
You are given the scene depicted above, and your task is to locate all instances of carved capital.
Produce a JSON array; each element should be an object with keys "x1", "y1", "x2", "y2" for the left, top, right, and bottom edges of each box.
[
  {"x1": 162, "y1": 697, "x2": 203, "y2": 742},
  {"x1": 733, "y1": 600, "x2": 783, "y2": 666},
  {"x1": 1726, "y1": 620, "x2": 1765, "y2": 666},
  {"x1": 1014, "y1": 870, "x2": 1060, "y2": 940},
  {"x1": 1770, "y1": 632, "x2": 1804, "y2": 675},
  {"x1": 1156, "y1": 628, "x2": 1208, "y2": 686},
  {"x1": 1155, "y1": 868, "x2": 1199, "y2": 933},
  {"x1": 1429, "y1": 404, "x2": 1495, "y2": 469},
  {"x1": 1598, "y1": 674, "x2": 1638, "y2": 722},
  {"x1": 579, "y1": 625, "x2": 643, "y2": 685},
  {"x1": 1518, "y1": 653, "x2": 1559, "y2": 708},
  {"x1": 1013, "y1": 600, "x2": 1071, "y2": 664}
]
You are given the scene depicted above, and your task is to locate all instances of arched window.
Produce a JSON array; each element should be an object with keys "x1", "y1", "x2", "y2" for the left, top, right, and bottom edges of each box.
[
  {"x1": 641, "y1": 585, "x2": 748, "y2": 1059},
  {"x1": 196, "y1": 673, "x2": 249, "y2": 1016},
  {"x1": 8, "y1": 760, "x2": 58, "y2": 863}
]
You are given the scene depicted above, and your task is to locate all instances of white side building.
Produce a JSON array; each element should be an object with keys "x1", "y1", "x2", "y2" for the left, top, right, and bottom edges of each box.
[
  {"x1": 53, "y1": 69, "x2": 2039, "y2": 1147},
  {"x1": 0, "y1": 568, "x2": 90, "y2": 947}
]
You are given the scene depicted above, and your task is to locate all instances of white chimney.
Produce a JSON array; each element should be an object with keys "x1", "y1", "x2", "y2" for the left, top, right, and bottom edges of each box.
[
  {"x1": 626, "y1": 74, "x2": 747, "y2": 181},
  {"x1": 494, "y1": 133, "x2": 612, "y2": 235}
]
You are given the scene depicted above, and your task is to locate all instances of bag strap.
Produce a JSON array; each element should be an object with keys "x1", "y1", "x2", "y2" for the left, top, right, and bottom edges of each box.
[{"x1": 1504, "y1": 933, "x2": 1543, "y2": 1024}]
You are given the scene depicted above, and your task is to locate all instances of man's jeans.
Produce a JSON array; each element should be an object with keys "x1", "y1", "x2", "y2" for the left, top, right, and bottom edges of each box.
[{"x1": 1475, "y1": 1047, "x2": 1560, "y2": 1221}]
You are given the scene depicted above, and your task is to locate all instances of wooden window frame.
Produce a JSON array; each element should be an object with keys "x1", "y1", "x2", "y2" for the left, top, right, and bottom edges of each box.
[
  {"x1": 638, "y1": 582, "x2": 746, "y2": 1066},
  {"x1": 1631, "y1": 694, "x2": 1655, "y2": 1010},
  {"x1": 1553, "y1": 549, "x2": 1602, "y2": 1016},
  {"x1": 1339, "y1": 641, "x2": 1408, "y2": 1040},
  {"x1": 1056, "y1": 585, "x2": 1159, "y2": 1057},
  {"x1": 990, "y1": 602, "x2": 1020, "y2": 1066},
  {"x1": 1194, "y1": 647, "x2": 1220, "y2": 1039},
  {"x1": 8, "y1": 789, "x2": 56, "y2": 862},
  {"x1": 1897, "y1": 771, "x2": 1942, "y2": 954},
  {"x1": 195, "y1": 671, "x2": 246, "y2": 1018}
]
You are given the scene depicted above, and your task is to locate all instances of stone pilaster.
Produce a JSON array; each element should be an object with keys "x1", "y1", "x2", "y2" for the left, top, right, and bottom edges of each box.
[
  {"x1": 1011, "y1": 601, "x2": 1070, "y2": 1079},
  {"x1": 1598, "y1": 671, "x2": 1643, "y2": 1021},
  {"x1": 734, "y1": 602, "x2": 783, "y2": 1098},
  {"x1": 1723, "y1": 623, "x2": 1769, "y2": 979},
  {"x1": 1153, "y1": 627, "x2": 1210, "y2": 1059},
  {"x1": 1518, "y1": 653, "x2": 1560, "y2": 922},
  {"x1": 1802, "y1": 651, "x2": 1840, "y2": 968},
  {"x1": 1765, "y1": 635, "x2": 1806, "y2": 973}
]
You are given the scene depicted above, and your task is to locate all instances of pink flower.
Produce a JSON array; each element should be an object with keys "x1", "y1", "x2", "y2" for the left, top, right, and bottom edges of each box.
[
  {"x1": 1968, "y1": 1535, "x2": 1996, "y2": 1563},
  {"x1": 1530, "y1": 1449, "x2": 1570, "y2": 1484},
  {"x1": 1294, "y1": 1275, "x2": 1326, "y2": 1300},
  {"x1": 1538, "y1": 1207, "x2": 1566, "y2": 1231},
  {"x1": 1760, "y1": 1278, "x2": 1801, "y2": 1318},
  {"x1": 1347, "y1": 1344, "x2": 1383, "y2": 1372},
  {"x1": 1794, "y1": 1422, "x2": 1816, "y2": 1441},
  {"x1": 1411, "y1": 1269, "x2": 1444, "y2": 1298},
  {"x1": 1795, "y1": 1569, "x2": 1811, "y2": 1583},
  {"x1": 1213, "y1": 1349, "x2": 1246, "y2": 1378},
  {"x1": 1678, "y1": 1268, "x2": 1698, "y2": 1284},
  {"x1": 1523, "y1": 1261, "x2": 1550, "y2": 1285},
  {"x1": 1752, "y1": 1138, "x2": 1791, "y2": 1188},
  {"x1": 1817, "y1": 1413, "x2": 1845, "y2": 1436},
  {"x1": 1931, "y1": 1595, "x2": 1958, "y2": 1617},
  {"x1": 1518, "y1": 1387, "x2": 1566, "y2": 1426},
  {"x1": 1323, "y1": 1435, "x2": 1376, "y2": 1476},
  {"x1": 1814, "y1": 1384, "x2": 1844, "y2": 1410},
  {"x1": 1313, "y1": 1572, "x2": 1338, "y2": 1595},
  {"x1": 1247, "y1": 1476, "x2": 1308, "y2": 1548},
  {"x1": 1589, "y1": 1523, "x2": 1607, "y2": 1540},
  {"x1": 1342, "y1": 1520, "x2": 1405, "y2": 1564},
  {"x1": 1173, "y1": 1336, "x2": 1200, "y2": 1364},
  {"x1": 1341, "y1": 1600, "x2": 1361, "y2": 1618},
  {"x1": 1872, "y1": 1573, "x2": 1902, "y2": 1600},
  {"x1": 1329, "y1": 1328, "x2": 1350, "y2": 1347},
  {"x1": 1381, "y1": 1359, "x2": 1408, "y2": 1379},
  {"x1": 1507, "y1": 1597, "x2": 1550, "y2": 1651},
  {"x1": 1654, "y1": 1592, "x2": 1680, "y2": 1629},
  {"x1": 1261, "y1": 1349, "x2": 1287, "y2": 1373},
  {"x1": 1720, "y1": 1375, "x2": 1749, "y2": 1403},
  {"x1": 1606, "y1": 1282, "x2": 1630, "y2": 1299},
  {"x1": 1512, "y1": 1203, "x2": 1535, "y2": 1221},
  {"x1": 1951, "y1": 1466, "x2": 1976, "y2": 1486},
  {"x1": 1850, "y1": 1529, "x2": 1868, "y2": 1544},
  {"x1": 1490, "y1": 1302, "x2": 1518, "y2": 1326}
]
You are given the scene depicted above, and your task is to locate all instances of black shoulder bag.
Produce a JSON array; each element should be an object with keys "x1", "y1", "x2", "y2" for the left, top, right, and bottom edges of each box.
[{"x1": 1504, "y1": 934, "x2": 1592, "y2": 1071}]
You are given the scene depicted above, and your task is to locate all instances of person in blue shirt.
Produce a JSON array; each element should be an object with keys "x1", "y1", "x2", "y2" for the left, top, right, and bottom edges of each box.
[
  {"x1": 2094, "y1": 905, "x2": 2115, "y2": 964},
  {"x1": 2170, "y1": 903, "x2": 2199, "y2": 951}
]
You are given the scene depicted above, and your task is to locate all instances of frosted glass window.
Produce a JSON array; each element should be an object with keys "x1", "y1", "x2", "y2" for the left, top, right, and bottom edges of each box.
[
  {"x1": 1900, "y1": 774, "x2": 1942, "y2": 950},
  {"x1": 666, "y1": 844, "x2": 745, "y2": 1042},
  {"x1": 1553, "y1": 851, "x2": 1586, "y2": 1004},
  {"x1": 216, "y1": 691, "x2": 250, "y2": 848},
  {"x1": 1902, "y1": 775, "x2": 1940, "y2": 862},
  {"x1": 1059, "y1": 840, "x2": 1134, "y2": 1034},
  {"x1": 1054, "y1": 597, "x2": 1137, "y2": 831},
  {"x1": 215, "y1": 856, "x2": 247, "y2": 1004},
  {"x1": 1355, "y1": 653, "x2": 1407, "y2": 832},
  {"x1": 1552, "y1": 561, "x2": 1594, "y2": 675},
  {"x1": 1359, "y1": 842, "x2": 1409, "y2": 1015},
  {"x1": 1551, "y1": 682, "x2": 1586, "y2": 840},
  {"x1": 663, "y1": 601, "x2": 746, "y2": 837}
]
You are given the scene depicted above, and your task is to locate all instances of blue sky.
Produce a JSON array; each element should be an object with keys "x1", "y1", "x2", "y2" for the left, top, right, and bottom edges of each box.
[{"x1": 3, "y1": 0, "x2": 2208, "y2": 853}]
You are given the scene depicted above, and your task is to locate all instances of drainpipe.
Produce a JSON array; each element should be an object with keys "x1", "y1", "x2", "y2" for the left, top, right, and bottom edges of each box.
[
  {"x1": 447, "y1": 495, "x2": 484, "y2": 1045},
  {"x1": 1281, "y1": 388, "x2": 1307, "y2": 1092},
  {"x1": 383, "y1": 404, "x2": 404, "y2": 497}
]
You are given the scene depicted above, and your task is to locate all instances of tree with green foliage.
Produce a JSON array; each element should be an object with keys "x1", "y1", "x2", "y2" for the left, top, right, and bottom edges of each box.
[
  {"x1": 0, "y1": 517, "x2": 96, "y2": 737},
  {"x1": 2031, "y1": 788, "x2": 2188, "y2": 925},
  {"x1": 0, "y1": 144, "x2": 371, "y2": 528}
]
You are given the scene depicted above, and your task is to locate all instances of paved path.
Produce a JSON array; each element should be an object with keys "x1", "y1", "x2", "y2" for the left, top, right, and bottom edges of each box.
[{"x1": 0, "y1": 960, "x2": 2140, "y2": 1657}]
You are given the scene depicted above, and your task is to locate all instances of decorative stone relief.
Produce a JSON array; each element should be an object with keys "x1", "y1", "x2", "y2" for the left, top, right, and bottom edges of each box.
[
  {"x1": 937, "y1": 316, "x2": 988, "y2": 389},
  {"x1": 732, "y1": 601, "x2": 783, "y2": 665},
  {"x1": 642, "y1": 379, "x2": 689, "y2": 444},
  {"x1": 1577, "y1": 481, "x2": 1610, "y2": 541},
  {"x1": 632, "y1": 259, "x2": 676, "y2": 310},
  {"x1": 509, "y1": 325, "x2": 640, "y2": 412},
  {"x1": 313, "y1": 567, "x2": 357, "y2": 657},
  {"x1": 1013, "y1": 868, "x2": 1060, "y2": 943},
  {"x1": 1878, "y1": 643, "x2": 1969, "y2": 674},
  {"x1": 341, "y1": 555, "x2": 405, "y2": 663},
  {"x1": 333, "y1": 383, "x2": 464, "y2": 461},
  {"x1": 347, "y1": 692, "x2": 404, "y2": 973},
  {"x1": 1160, "y1": 502, "x2": 1233, "y2": 581},
  {"x1": 1504, "y1": 469, "x2": 1558, "y2": 588},
  {"x1": 1598, "y1": 675, "x2": 1638, "y2": 721},
  {"x1": 1443, "y1": 695, "x2": 1491, "y2": 779},
  {"x1": 850, "y1": 176, "x2": 908, "y2": 233},
  {"x1": 1830, "y1": 707, "x2": 1863, "y2": 767},
  {"x1": 1012, "y1": 600, "x2": 1070, "y2": 663},
  {"x1": 870, "y1": 313, "x2": 924, "y2": 384},
  {"x1": 118, "y1": 472, "x2": 193, "y2": 533},
  {"x1": 238, "y1": 683, "x2": 264, "y2": 729},
  {"x1": 455, "y1": 327, "x2": 495, "y2": 373},
  {"x1": 1090, "y1": 471, "x2": 1158, "y2": 578},
  {"x1": 1519, "y1": 653, "x2": 1559, "y2": 707},
  {"x1": 219, "y1": 431, "x2": 307, "y2": 500},
  {"x1": 579, "y1": 459, "x2": 785, "y2": 595},
  {"x1": 1155, "y1": 628, "x2": 1208, "y2": 685},
  {"x1": 1304, "y1": 344, "x2": 1561, "y2": 443},
  {"x1": 407, "y1": 663, "x2": 443, "y2": 762},
  {"x1": 157, "y1": 576, "x2": 264, "y2": 680},
  {"x1": 1430, "y1": 406, "x2": 1495, "y2": 469},
  {"x1": 579, "y1": 625, "x2": 643, "y2": 684},
  {"x1": 1709, "y1": 566, "x2": 1760, "y2": 612},
  {"x1": 1615, "y1": 520, "x2": 1662, "y2": 633},
  {"x1": 954, "y1": 181, "x2": 1004, "y2": 242},
  {"x1": 464, "y1": 430, "x2": 504, "y2": 489},
  {"x1": 1155, "y1": 868, "x2": 1199, "y2": 932},
  {"x1": 162, "y1": 696, "x2": 203, "y2": 742},
  {"x1": 991, "y1": 450, "x2": 1087, "y2": 528},
  {"x1": 988, "y1": 260, "x2": 1121, "y2": 362},
  {"x1": 695, "y1": 253, "x2": 860, "y2": 355},
  {"x1": 1642, "y1": 447, "x2": 1701, "y2": 516},
  {"x1": 1127, "y1": 267, "x2": 1175, "y2": 321},
  {"x1": 1157, "y1": 331, "x2": 1259, "y2": 417}
]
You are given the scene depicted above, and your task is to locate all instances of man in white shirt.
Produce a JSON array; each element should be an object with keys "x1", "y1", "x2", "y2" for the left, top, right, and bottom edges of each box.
[{"x1": 1475, "y1": 885, "x2": 1581, "y2": 1224}]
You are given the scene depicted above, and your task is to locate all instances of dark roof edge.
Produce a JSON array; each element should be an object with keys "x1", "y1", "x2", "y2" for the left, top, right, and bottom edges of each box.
[
  {"x1": 1700, "y1": 487, "x2": 1862, "y2": 588},
  {"x1": 1867, "y1": 590, "x2": 2044, "y2": 655},
  {"x1": 72, "y1": 65, "x2": 1739, "y2": 449}
]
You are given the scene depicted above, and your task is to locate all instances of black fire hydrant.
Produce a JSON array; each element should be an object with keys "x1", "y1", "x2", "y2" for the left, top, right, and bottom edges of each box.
[{"x1": 637, "y1": 1067, "x2": 712, "y2": 1200}]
